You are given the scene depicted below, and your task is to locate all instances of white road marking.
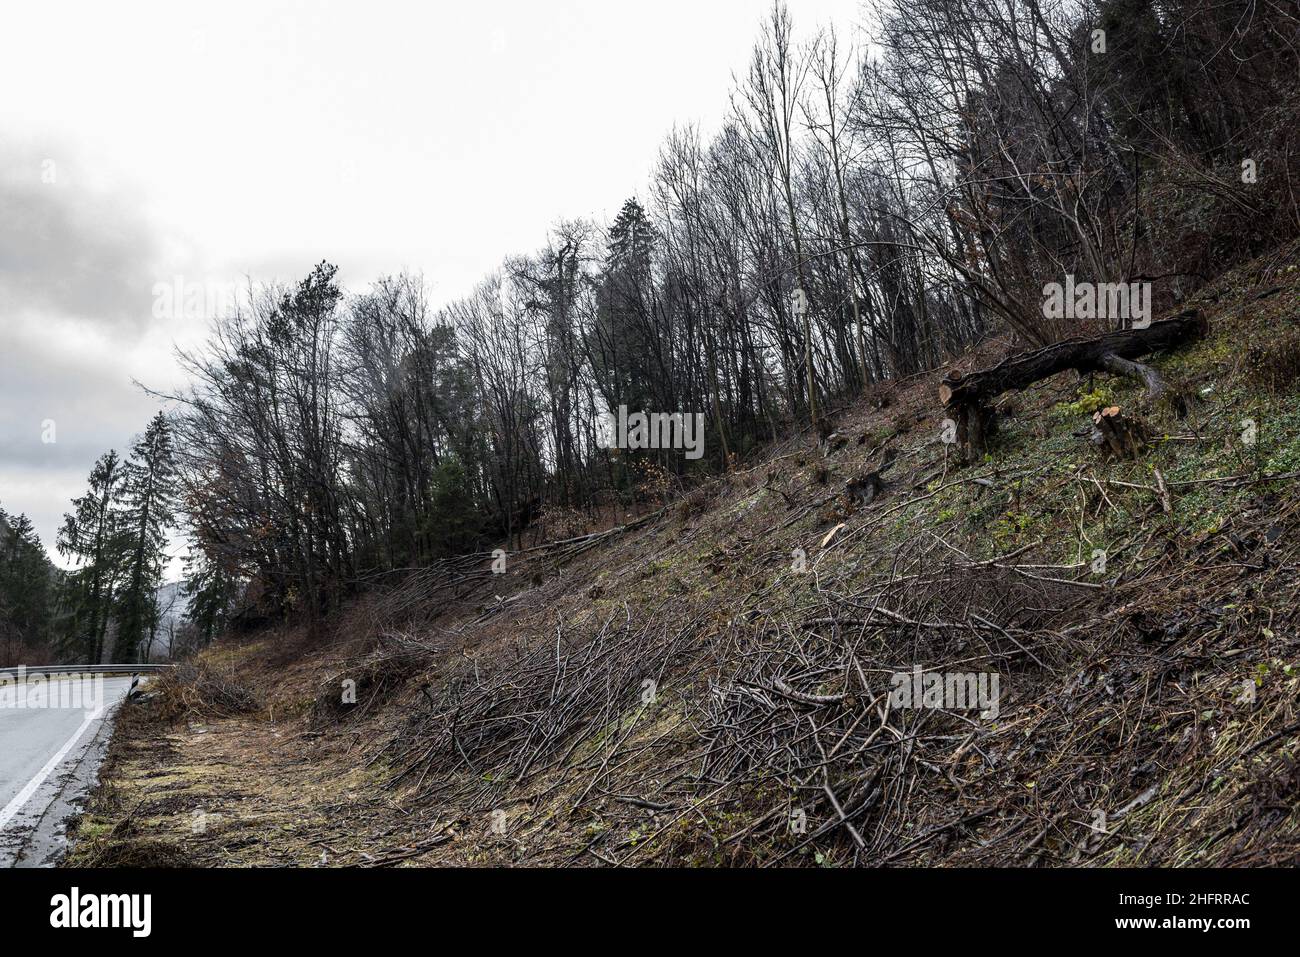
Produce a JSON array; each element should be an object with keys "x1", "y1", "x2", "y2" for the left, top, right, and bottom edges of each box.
[{"x1": 0, "y1": 703, "x2": 104, "y2": 832}]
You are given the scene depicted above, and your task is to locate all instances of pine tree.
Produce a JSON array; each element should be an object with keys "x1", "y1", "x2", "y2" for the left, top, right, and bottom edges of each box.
[
  {"x1": 58, "y1": 450, "x2": 127, "y2": 663},
  {"x1": 114, "y1": 413, "x2": 178, "y2": 662},
  {"x1": 0, "y1": 510, "x2": 53, "y2": 658},
  {"x1": 593, "y1": 198, "x2": 662, "y2": 415},
  {"x1": 180, "y1": 544, "x2": 238, "y2": 647}
]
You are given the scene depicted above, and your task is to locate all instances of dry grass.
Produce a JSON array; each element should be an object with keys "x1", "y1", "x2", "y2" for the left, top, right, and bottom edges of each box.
[{"x1": 151, "y1": 662, "x2": 260, "y2": 723}]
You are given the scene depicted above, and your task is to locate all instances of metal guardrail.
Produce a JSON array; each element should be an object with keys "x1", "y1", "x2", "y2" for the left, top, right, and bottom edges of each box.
[{"x1": 0, "y1": 664, "x2": 173, "y2": 678}]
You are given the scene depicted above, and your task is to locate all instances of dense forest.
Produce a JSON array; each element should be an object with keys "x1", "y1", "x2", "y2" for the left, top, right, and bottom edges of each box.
[
  {"x1": 0, "y1": 414, "x2": 195, "y2": 665},
  {"x1": 4, "y1": 0, "x2": 1297, "y2": 658},
  {"x1": 0, "y1": 507, "x2": 55, "y2": 664}
]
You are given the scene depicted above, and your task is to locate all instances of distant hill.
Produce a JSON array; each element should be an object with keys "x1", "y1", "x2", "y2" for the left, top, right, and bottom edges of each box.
[{"x1": 145, "y1": 580, "x2": 190, "y2": 661}]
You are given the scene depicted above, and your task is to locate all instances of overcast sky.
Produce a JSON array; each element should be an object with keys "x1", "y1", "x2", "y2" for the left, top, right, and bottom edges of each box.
[{"x1": 0, "y1": 0, "x2": 860, "y2": 574}]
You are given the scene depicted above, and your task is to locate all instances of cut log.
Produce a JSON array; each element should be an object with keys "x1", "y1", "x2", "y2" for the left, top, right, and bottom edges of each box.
[
  {"x1": 939, "y1": 310, "x2": 1205, "y2": 408},
  {"x1": 939, "y1": 309, "x2": 1205, "y2": 460}
]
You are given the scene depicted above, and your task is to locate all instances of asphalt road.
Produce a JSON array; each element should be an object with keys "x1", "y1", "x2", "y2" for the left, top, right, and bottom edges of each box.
[{"x1": 0, "y1": 675, "x2": 135, "y2": 867}]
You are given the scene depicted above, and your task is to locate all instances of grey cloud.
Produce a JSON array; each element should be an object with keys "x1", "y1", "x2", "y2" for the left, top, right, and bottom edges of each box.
[
  {"x1": 0, "y1": 141, "x2": 162, "y2": 332},
  {"x1": 0, "y1": 139, "x2": 170, "y2": 559},
  {"x1": 0, "y1": 328, "x2": 162, "y2": 557}
]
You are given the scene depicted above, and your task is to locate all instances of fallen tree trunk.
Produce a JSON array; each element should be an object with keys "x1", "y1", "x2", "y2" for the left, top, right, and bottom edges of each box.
[
  {"x1": 940, "y1": 309, "x2": 1206, "y2": 460},
  {"x1": 940, "y1": 310, "x2": 1205, "y2": 408}
]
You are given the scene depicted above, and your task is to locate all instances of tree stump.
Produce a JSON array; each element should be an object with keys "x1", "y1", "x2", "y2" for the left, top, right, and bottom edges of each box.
[
  {"x1": 845, "y1": 472, "x2": 883, "y2": 506},
  {"x1": 951, "y1": 399, "x2": 996, "y2": 464},
  {"x1": 1089, "y1": 406, "x2": 1147, "y2": 459},
  {"x1": 844, "y1": 448, "x2": 899, "y2": 507}
]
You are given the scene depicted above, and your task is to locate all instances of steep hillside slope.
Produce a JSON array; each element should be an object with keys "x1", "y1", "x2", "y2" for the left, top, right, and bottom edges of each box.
[{"x1": 73, "y1": 244, "x2": 1300, "y2": 867}]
